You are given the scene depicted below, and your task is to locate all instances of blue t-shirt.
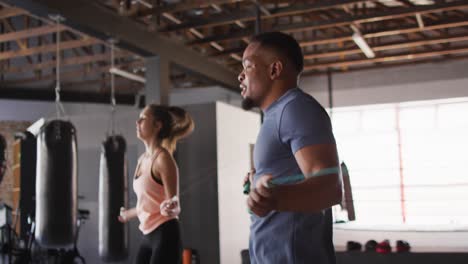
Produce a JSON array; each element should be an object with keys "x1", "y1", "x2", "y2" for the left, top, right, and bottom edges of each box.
[{"x1": 250, "y1": 88, "x2": 336, "y2": 264}]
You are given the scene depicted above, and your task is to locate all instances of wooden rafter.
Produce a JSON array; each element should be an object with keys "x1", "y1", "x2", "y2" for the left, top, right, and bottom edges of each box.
[
  {"x1": 304, "y1": 33, "x2": 468, "y2": 60},
  {"x1": 134, "y1": 0, "x2": 243, "y2": 17},
  {"x1": 209, "y1": 16, "x2": 468, "y2": 58},
  {"x1": 0, "y1": 86, "x2": 138, "y2": 104},
  {"x1": 304, "y1": 53, "x2": 468, "y2": 76},
  {"x1": 3, "y1": 51, "x2": 130, "y2": 74},
  {"x1": 0, "y1": 6, "x2": 27, "y2": 19},
  {"x1": 160, "y1": 0, "x2": 374, "y2": 32},
  {"x1": 301, "y1": 18, "x2": 468, "y2": 47},
  {"x1": 2, "y1": 0, "x2": 468, "y2": 101},
  {"x1": 187, "y1": 0, "x2": 468, "y2": 46},
  {"x1": 3, "y1": 54, "x2": 139, "y2": 83},
  {"x1": 2, "y1": 17, "x2": 34, "y2": 64},
  {"x1": 304, "y1": 45, "x2": 468, "y2": 71},
  {"x1": 0, "y1": 38, "x2": 101, "y2": 61}
]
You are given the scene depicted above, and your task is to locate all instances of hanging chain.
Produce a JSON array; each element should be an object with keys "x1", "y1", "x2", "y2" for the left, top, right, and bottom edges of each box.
[
  {"x1": 50, "y1": 14, "x2": 66, "y2": 119},
  {"x1": 109, "y1": 39, "x2": 117, "y2": 135}
]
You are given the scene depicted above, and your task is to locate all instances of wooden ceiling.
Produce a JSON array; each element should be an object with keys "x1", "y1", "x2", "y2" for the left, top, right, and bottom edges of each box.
[
  {"x1": 0, "y1": 4, "x2": 146, "y2": 103},
  {"x1": 1, "y1": 0, "x2": 468, "y2": 103},
  {"x1": 96, "y1": 0, "x2": 468, "y2": 74}
]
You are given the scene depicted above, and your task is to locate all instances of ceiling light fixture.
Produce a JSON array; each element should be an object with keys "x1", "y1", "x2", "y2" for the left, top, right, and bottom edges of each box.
[
  {"x1": 109, "y1": 67, "x2": 146, "y2": 83},
  {"x1": 352, "y1": 32, "x2": 375, "y2": 59}
]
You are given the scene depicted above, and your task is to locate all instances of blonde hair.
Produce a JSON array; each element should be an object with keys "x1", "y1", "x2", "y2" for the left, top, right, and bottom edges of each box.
[{"x1": 146, "y1": 104, "x2": 194, "y2": 154}]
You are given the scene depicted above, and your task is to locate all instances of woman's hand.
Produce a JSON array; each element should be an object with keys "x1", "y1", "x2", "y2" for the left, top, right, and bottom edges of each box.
[
  {"x1": 118, "y1": 207, "x2": 129, "y2": 223},
  {"x1": 160, "y1": 196, "x2": 180, "y2": 217}
]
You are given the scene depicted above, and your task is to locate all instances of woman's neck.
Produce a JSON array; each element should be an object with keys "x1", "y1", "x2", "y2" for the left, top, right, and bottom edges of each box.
[{"x1": 143, "y1": 139, "x2": 162, "y2": 156}]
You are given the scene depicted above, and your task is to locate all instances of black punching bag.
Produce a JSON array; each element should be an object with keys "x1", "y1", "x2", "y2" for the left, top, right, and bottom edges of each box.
[
  {"x1": 99, "y1": 135, "x2": 128, "y2": 261},
  {"x1": 35, "y1": 120, "x2": 77, "y2": 248}
]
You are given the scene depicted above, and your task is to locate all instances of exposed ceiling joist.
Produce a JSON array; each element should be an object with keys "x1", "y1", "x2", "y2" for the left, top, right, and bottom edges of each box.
[
  {"x1": 0, "y1": 24, "x2": 65, "y2": 43},
  {"x1": 4, "y1": 0, "x2": 238, "y2": 91},
  {"x1": 3, "y1": 52, "x2": 130, "y2": 74},
  {"x1": 136, "y1": 0, "x2": 242, "y2": 17},
  {"x1": 304, "y1": 45, "x2": 468, "y2": 71},
  {"x1": 2, "y1": 56, "x2": 135, "y2": 85},
  {"x1": 2, "y1": 0, "x2": 468, "y2": 95},
  {"x1": 0, "y1": 6, "x2": 27, "y2": 19},
  {"x1": 160, "y1": 0, "x2": 374, "y2": 32},
  {"x1": 0, "y1": 38, "x2": 101, "y2": 60},
  {"x1": 210, "y1": 17, "x2": 468, "y2": 59},
  {"x1": 302, "y1": 17, "x2": 468, "y2": 47},
  {"x1": 304, "y1": 33, "x2": 468, "y2": 60},
  {"x1": 188, "y1": 0, "x2": 468, "y2": 45},
  {"x1": 0, "y1": 86, "x2": 137, "y2": 104},
  {"x1": 304, "y1": 53, "x2": 468, "y2": 76}
]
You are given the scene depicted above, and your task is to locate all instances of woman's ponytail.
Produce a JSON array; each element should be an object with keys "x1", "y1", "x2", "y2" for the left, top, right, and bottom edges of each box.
[{"x1": 161, "y1": 106, "x2": 194, "y2": 154}]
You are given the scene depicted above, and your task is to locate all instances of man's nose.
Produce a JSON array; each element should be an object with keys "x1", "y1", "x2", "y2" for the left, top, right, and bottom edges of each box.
[{"x1": 238, "y1": 71, "x2": 245, "y2": 83}]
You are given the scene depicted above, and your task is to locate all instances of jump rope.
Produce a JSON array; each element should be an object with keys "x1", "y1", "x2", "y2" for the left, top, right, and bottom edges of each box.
[{"x1": 164, "y1": 165, "x2": 340, "y2": 217}]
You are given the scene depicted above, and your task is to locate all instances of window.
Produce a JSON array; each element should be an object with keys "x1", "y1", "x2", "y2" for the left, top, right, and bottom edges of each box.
[{"x1": 331, "y1": 98, "x2": 468, "y2": 228}]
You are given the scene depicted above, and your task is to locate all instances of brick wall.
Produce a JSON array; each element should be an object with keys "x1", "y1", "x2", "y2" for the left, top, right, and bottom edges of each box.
[{"x1": 0, "y1": 121, "x2": 31, "y2": 207}]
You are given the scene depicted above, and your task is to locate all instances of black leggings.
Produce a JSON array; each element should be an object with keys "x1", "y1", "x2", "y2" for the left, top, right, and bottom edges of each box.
[{"x1": 135, "y1": 219, "x2": 182, "y2": 264}]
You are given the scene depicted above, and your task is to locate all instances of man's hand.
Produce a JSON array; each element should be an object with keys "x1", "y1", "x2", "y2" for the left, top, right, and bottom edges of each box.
[
  {"x1": 243, "y1": 169, "x2": 255, "y2": 186},
  {"x1": 247, "y1": 174, "x2": 278, "y2": 217},
  {"x1": 243, "y1": 169, "x2": 255, "y2": 194}
]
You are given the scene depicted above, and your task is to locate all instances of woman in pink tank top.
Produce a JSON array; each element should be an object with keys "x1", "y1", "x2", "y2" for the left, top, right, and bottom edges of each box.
[{"x1": 118, "y1": 104, "x2": 194, "y2": 264}]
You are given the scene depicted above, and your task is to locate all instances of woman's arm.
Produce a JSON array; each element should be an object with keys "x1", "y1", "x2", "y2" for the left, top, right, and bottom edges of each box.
[
  {"x1": 154, "y1": 150, "x2": 180, "y2": 216},
  {"x1": 118, "y1": 155, "x2": 144, "y2": 223},
  {"x1": 118, "y1": 207, "x2": 137, "y2": 223},
  {"x1": 153, "y1": 150, "x2": 179, "y2": 200}
]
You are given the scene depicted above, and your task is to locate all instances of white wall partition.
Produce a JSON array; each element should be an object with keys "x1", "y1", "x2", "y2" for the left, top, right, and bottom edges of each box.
[{"x1": 216, "y1": 102, "x2": 260, "y2": 264}]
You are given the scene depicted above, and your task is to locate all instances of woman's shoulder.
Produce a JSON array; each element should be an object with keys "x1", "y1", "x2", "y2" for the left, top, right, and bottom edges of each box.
[
  {"x1": 137, "y1": 153, "x2": 145, "y2": 162},
  {"x1": 153, "y1": 148, "x2": 176, "y2": 168},
  {"x1": 154, "y1": 147, "x2": 172, "y2": 162}
]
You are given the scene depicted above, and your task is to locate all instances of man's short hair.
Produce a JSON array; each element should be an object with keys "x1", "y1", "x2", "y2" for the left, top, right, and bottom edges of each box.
[{"x1": 250, "y1": 31, "x2": 303, "y2": 73}]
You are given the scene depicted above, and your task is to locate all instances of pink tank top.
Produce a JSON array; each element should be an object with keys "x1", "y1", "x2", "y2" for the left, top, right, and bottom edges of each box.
[{"x1": 133, "y1": 150, "x2": 176, "y2": 234}]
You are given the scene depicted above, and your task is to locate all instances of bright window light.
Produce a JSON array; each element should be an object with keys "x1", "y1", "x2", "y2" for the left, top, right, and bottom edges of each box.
[{"x1": 332, "y1": 98, "x2": 468, "y2": 228}]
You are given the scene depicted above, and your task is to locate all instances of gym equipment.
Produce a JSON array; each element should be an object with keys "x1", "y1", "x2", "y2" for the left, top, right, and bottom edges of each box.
[
  {"x1": 35, "y1": 120, "x2": 77, "y2": 248},
  {"x1": 99, "y1": 135, "x2": 128, "y2": 261},
  {"x1": 98, "y1": 40, "x2": 128, "y2": 261}
]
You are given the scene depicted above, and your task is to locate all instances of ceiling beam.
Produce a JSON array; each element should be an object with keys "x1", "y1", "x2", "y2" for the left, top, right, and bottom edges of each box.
[
  {"x1": 1, "y1": 57, "x2": 139, "y2": 86},
  {"x1": 304, "y1": 54, "x2": 468, "y2": 76},
  {"x1": 0, "y1": 6, "x2": 27, "y2": 19},
  {"x1": 0, "y1": 24, "x2": 65, "y2": 43},
  {"x1": 0, "y1": 38, "x2": 101, "y2": 60},
  {"x1": 3, "y1": 52, "x2": 130, "y2": 74},
  {"x1": 2, "y1": 17, "x2": 34, "y2": 64},
  {"x1": 135, "y1": 0, "x2": 242, "y2": 17},
  {"x1": 301, "y1": 17, "x2": 468, "y2": 47},
  {"x1": 187, "y1": 0, "x2": 468, "y2": 45},
  {"x1": 4, "y1": 0, "x2": 239, "y2": 91},
  {"x1": 210, "y1": 46, "x2": 245, "y2": 57},
  {"x1": 160, "y1": 0, "x2": 374, "y2": 32},
  {"x1": 304, "y1": 33, "x2": 468, "y2": 60},
  {"x1": 304, "y1": 45, "x2": 468, "y2": 71},
  {"x1": 209, "y1": 17, "x2": 468, "y2": 58},
  {"x1": 0, "y1": 86, "x2": 137, "y2": 104}
]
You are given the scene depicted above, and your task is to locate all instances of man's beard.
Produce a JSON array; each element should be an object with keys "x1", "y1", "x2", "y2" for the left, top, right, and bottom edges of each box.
[{"x1": 241, "y1": 97, "x2": 255, "y2": 111}]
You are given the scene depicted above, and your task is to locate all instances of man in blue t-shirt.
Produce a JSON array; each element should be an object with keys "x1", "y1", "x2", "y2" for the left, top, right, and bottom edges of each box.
[{"x1": 238, "y1": 32, "x2": 342, "y2": 264}]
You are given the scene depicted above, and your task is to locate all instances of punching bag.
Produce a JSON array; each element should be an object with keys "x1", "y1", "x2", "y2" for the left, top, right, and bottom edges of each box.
[
  {"x1": 99, "y1": 135, "x2": 128, "y2": 261},
  {"x1": 35, "y1": 120, "x2": 77, "y2": 248},
  {"x1": 15, "y1": 131, "x2": 37, "y2": 241}
]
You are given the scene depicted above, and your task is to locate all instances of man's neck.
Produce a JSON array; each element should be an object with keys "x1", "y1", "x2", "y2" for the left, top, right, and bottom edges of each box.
[{"x1": 260, "y1": 82, "x2": 297, "y2": 111}]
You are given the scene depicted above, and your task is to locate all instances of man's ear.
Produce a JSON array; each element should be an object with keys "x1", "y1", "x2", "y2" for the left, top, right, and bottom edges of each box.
[{"x1": 270, "y1": 61, "x2": 283, "y2": 80}]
